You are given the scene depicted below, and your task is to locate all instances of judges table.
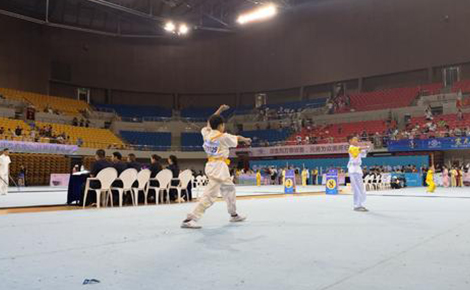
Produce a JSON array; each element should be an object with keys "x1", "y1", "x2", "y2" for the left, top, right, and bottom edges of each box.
[{"x1": 67, "y1": 173, "x2": 89, "y2": 205}]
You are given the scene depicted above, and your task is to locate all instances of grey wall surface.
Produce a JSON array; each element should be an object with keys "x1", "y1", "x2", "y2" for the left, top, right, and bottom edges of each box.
[{"x1": 1, "y1": 0, "x2": 470, "y2": 104}]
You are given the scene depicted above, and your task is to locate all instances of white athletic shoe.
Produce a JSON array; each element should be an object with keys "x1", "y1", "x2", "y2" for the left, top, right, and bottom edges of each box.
[
  {"x1": 230, "y1": 215, "x2": 247, "y2": 223},
  {"x1": 354, "y1": 207, "x2": 369, "y2": 212},
  {"x1": 181, "y1": 220, "x2": 202, "y2": 229}
]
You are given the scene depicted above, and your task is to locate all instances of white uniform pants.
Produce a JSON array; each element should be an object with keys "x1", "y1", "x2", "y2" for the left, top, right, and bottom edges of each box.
[
  {"x1": 350, "y1": 173, "x2": 366, "y2": 208},
  {"x1": 0, "y1": 174, "x2": 8, "y2": 195},
  {"x1": 188, "y1": 177, "x2": 237, "y2": 221}
]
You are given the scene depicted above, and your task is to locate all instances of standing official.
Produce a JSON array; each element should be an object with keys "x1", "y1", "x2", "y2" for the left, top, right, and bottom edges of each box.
[{"x1": 0, "y1": 148, "x2": 11, "y2": 195}]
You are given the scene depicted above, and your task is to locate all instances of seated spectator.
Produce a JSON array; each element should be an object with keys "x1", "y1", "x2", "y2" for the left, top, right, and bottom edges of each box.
[
  {"x1": 90, "y1": 149, "x2": 112, "y2": 177},
  {"x1": 127, "y1": 153, "x2": 142, "y2": 171},
  {"x1": 149, "y1": 154, "x2": 162, "y2": 178},
  {"x1": 82, "y1": 149, "x2": 112, "y2": 206},
  {"x1": 167, "y1": 155, "x2": 180, "y2": 202},
  {"x1": 112, "y1": 151, "x2": 127, "y2": 175},
  {"x1": 14, "y1": 126, "x2": 22, "y2": 137},
  {"x1": 72, "y1": 117, "x2": 78, "y2": 126}
]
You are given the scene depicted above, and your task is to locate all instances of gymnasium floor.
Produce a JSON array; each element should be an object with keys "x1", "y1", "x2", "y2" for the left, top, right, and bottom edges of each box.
[{"x1": 1, "y1": 186, "x2": 470, "y2": 289}]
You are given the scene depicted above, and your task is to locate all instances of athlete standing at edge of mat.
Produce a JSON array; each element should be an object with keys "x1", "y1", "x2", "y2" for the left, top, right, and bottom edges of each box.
[
  {"x1": 348, "y1": 136, "x2": 370, "y2": 212},
  {"x1": 181, "y1": 105, "x2": 252, "y2": 229}
]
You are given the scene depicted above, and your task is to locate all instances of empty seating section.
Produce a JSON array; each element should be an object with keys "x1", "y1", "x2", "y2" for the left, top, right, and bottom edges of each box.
[
  {"x1": 120, "y1": 131, "x2": 171, "y2": 150},
  {"x1": 292, "y1": 120, "x2": 391, "y2": 143},
  {"x1": 347, "y1": 84, "x2": 443, "y2": 112},
  {"x1": 264, "y1": 99, "x2": 327, "y2": 110},
  {"x1": 10, "y1": 153, "x2": 70, "y2": 186},
  {"x1": 350, "y1": 87, "x2": 420, "y2": 112},
  {"x1": 0, "y1": 88, "x2": 90, "y2": 116},
  {"x1": 35, "y1": 121, "x2": 124, "y2": 148},
  {"x1": 242, "y1": 129, "x2": 291, "y2": 145},
  {"x1": 452, "y1": 80, "x2": 470, "y2": 93},
  {"x1": 181, "y1": 107, "x2": 235, "y2": 119},
  {"x1": 181, "y1": 132, "x2": 204, "y2": 151},
  {"x1": 96, "y1": 104, "x2": 172, "y2": 118}
]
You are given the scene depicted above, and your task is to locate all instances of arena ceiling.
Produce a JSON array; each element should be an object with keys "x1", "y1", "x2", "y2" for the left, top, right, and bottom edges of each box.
[{"x1": 0, "y1": 0, "x2": 312, "y2": 38}]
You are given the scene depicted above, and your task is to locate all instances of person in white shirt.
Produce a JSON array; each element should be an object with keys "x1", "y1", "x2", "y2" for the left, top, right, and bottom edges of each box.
[
  {"x1": 182, "y1": 105, "x2": 252, "y2": 229},
  {"x1": 347, "y1": 137, "x2": 370, "y2": 212},
  {"x1": 0, "y1": 148, "x2": 11, "y2": 195}
]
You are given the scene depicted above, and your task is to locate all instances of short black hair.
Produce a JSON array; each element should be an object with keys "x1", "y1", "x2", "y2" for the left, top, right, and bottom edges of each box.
[
  {"x1": 151, "y1": 154, "x2": 161, "y2": 162},
  {"x1": 128, "y1": 153, "x2": 136, "y2": 162},
  {"x1": 209, "y1": 114, "x2": 225, "y2": 130},
  {"x1": 3, "y1": 148, "x2": 8, "y2": 151},
  {"x1": 112, "y1": 152, "x2": 122, "y2": 160},
  {"x1": 169, "y1": 155, "x2": 178, "y2": 165},
  {"x1": 96, "y1": 149, "x2": 106, "y2": 158}
]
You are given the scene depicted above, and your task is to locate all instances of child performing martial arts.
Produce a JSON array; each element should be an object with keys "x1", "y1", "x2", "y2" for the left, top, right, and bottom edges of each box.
[
  {"x1": 426, "y1": 165, "x2": 436, "y2": 193},
  {"x1": 181, "y1": 105, "x2": 252, "y2": 229},
  {"x1": 348, "y1": 137, "x2": 370, "y2": 212}
]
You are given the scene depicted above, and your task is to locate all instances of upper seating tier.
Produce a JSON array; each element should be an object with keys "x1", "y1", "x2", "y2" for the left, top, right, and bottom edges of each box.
[{"x1": 0, "y1": 88, "x2": 90, "y2": 116}]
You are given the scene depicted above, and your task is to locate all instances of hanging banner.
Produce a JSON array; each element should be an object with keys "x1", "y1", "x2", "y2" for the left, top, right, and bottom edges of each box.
[
  {"x1": 231, "y1": 142, "x2": 373, "y2": 157},
  {"x1": 388, "y1": 137, "x2": 470, "y2": 152}
]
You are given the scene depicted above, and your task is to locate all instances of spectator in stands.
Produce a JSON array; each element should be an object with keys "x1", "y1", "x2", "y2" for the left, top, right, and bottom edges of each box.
[
  {"x1": 79, "y1": 119, "x2": 84, "y2": 127},
  {"x1": 458, "y1": 108, "x2": 464, "y2": 121},
  {"x1": 111, "y1": 152, "x2": 127, "y2": 175},
  {"x1": 14, "y1": 126, "x2": 22, "y2": 137},
  {"x1": 76, "y1": 138, "x2": 84, "y2": 147},
  {"x1": 0, "y1": 127, "x2": 4, "y2": 135},
  {"x1": 127, "y1": 153, "x2": 142, "y2": 171},
  {"x1": 72, "y1": 117, "x2": 78, "y2": 126},
  {"x1": 86, "y1": 119, "x2": 90, "y2": 128},
  {"x1": 425, "y1": 105, "x2": 433, "y2": 120},
  {"x1": 149, "y1": 154, "x2": 162, "y2": 178}
]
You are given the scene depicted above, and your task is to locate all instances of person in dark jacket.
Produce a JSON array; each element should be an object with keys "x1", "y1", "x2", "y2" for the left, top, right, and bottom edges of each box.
[
  {"x1": 148, "y1": 154, "x2": 163, "y2": 203},
  {"x1": 90, "y1": 149, "x2": 112, "y2": 177},
  {"x1": 149, "y1": 154, "x2": 162, "y2": 178},
  {"x1": 167, "y1": 155, "x2": 180, "y2": 202},
  {"x1": 127, "y1": 153, "x2": 142, "y2": 171},
  {"x1": 111, "y1": 152, "x2": 127, "y2": 175},
  {"x1": 83, "y1": 149, "x2": 112, "y2": 205}
]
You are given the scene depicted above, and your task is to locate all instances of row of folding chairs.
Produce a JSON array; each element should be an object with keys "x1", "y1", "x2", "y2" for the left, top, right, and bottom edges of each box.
[
  {"x1": 364, "y1": 174, "x2": 392, "y2": 191},
  {"x1": 83, "y1": 168, "x2": 193, "y2": 208}
]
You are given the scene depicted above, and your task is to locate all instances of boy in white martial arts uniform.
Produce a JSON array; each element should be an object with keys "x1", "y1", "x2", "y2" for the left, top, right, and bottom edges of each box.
[
  {"x1": 0, "y1": 148, "x2": 11, "y2": 195},
  {"x1": 181, "y1": 105, "x2": 252, "y2": 229},
  {"x1": 348, "y1": 137, "x2": 370, "y2": 212}
]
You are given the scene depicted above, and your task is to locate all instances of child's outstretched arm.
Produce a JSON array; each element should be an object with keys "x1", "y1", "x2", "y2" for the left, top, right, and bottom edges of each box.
[{"x1": 237, "y1": 136, "x2": 252, "y2": 145}]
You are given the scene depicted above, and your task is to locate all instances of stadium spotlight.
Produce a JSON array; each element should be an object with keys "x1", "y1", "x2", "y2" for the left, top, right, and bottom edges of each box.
[
  {"x1": 178, "y1": 23, "x2": 189, "y2": 35},
  {"x1": 237, "y1": 3, "x2": 277, "y2": 25},
  {"x1": 164, "y1": 21, "x2": 176, "y2": 33}
]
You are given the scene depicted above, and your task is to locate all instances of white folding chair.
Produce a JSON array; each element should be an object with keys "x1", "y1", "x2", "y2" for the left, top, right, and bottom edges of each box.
[
  {"x1": 111, "y1": 168, "x2": 138, "y2": 207},
  {"x1": 194, "y1": 175, "x2": 205, "y2": 199},
  {"x1": 148, "y1": 169, "x2": 173, "y2": 204},
  {"x1": 83, "y1": 167, "x2": 118, "y2": 209},
  {"x1": 132, "y1": 169, "x2": 151, "y2": 205},
  {"x1": 173, "y1": 170, "x2": 193, "y2": 203}
]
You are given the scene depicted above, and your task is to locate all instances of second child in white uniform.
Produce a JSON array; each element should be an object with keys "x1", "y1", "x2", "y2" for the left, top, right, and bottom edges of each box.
[{"x1": 182, "y1": 105, "x2": 252, "y2": 229}]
